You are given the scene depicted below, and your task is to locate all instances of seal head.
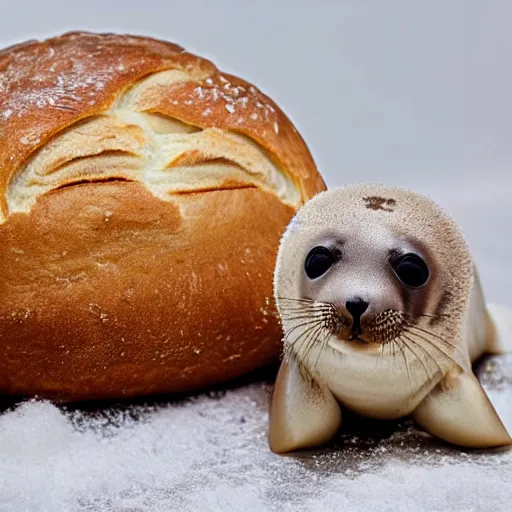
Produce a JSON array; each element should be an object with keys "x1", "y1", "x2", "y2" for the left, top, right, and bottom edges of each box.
[{"x1": 275, "y1": 184, "x2": 470, "y2": 357}]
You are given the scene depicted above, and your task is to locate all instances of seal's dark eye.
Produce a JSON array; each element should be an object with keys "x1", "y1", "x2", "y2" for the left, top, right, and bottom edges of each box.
[
  {"x1": 392, "y1": 253, "x2": 430, "y2": 288},
  {"x1": 305, "y1": 246, "x2": 336, "y2": 279}
]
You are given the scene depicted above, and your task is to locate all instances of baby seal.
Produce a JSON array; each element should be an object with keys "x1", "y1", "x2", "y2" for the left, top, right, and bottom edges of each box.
[{"x1": 269, "y1": 183, "x2": 512, "y2": 452}]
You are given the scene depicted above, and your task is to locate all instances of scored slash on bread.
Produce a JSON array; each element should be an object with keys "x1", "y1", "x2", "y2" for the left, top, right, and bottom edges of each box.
[{"x1": 0, "y1": 32, "x2": 324, "y2": 219}]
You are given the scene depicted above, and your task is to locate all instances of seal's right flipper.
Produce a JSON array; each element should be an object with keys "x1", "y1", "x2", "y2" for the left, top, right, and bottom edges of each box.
[
  {"x1": 412, "y1": 369, "x2": 511, "y2": 448},
  {"x1": 486, "y1": 303, "x2": 512, "y2": 353},
  {"x1": 268, "y1": 357, "x2": 341, "y2": 454}
]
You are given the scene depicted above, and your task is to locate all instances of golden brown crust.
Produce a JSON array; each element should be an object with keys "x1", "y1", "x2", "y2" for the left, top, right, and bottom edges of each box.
[
  {"x1": 0, "y1": 183, "x2": 294, "y2": 400},
  {"x1": 0, "y1": 32, "x2": 326, "y2": 400}
]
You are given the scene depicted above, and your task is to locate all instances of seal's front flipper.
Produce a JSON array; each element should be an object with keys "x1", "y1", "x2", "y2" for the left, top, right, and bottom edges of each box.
[
  {"x1": 412, "y1": 369, "x2": 511, "y2": 448},
  {"x1": 486, "y1": 303, "x2": 512, "y2": 353},
  {"x1": 268, "y1": 357, "x2": 341, "y2": 453}
]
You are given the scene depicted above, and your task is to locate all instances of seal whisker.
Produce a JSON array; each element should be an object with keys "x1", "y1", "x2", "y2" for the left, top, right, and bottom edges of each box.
[
  {"x1": 281, "y1": 316, "x2": 329, "y2": 325},
  {"x1": 406, "y1": 324, "x2": 467, "y2": 361},
  {"x1": 283, "y1": 322, "x2": 324, "y2": 360},
  {"x1": 402, "y1": 332, "x2": 444, "y2": 378},
  {"x1": 284, "y1": 327, "x2": 318, "y2": 363},
  {"x1": 394, "y1": 338, "x2": 413, "y2": 391},
  {"x1": 279, "y1": 306, "x2": 333, "y2": 313},
  {"x1": 313, "y1": 327, "x2": 331, "y2": 370},
  {"x1": 294, "y1": 322, "x2": 324, "y2": 367},
  {"x1": 285, "y1": 320, "x2": 324, "y2": 355},
  {"x1": 279, "y1": 306, "x2": 334, "y2": 316},
  {"x1": 414, "y1": 313, "x2": 450, "y2": 320},
  {"x1": 302, "y1": 328, "x2": 319, "y2": 367},
  {"x1": 302, "y1": 323, "x2": 326, "y2": 368},
  {"x1": 284, "y1": 329, "x2": 320, "y2": 358},
  {"x1": 405, "y1": 329, "x2": 467, "y2": 372},
  {"x1": 283, "y1": 323, "x2": 319, "y2": 345},
  {"x1": 390, "y1": 340, "x2": 401, "y2": 379},
  {"x1": 283, "y1": 318, "x2": 326, "y2": 340},
  {"x1": 279, "y1": 309, "x2": 334, "y2": 319},
  {"x1": 277, "y1": 297, "x2": 333, "y2": 307},
  {"x1": 295, "y1": 323, "x2": 317, "y2": 361},
  {"x1": 278, "y1": 302, "x2": 333, "y2": 309},
  {"x1": 280, "y1": 311, "x2": 333, "y2": 321},
  {"x1": 277, "y1": 297, "x2": 335, "y2": 316},
  {"x1": 404, "y1": 329, "x2": 451, "y2": 364},
  {"x1": 398, "y1": 335, "x2": 433, "y2": 381},
  {"x1": 391, "y1": 337, "x2": 398, "y2": 363},
  {"x1": 277, "y1": 296, "x2": 321, "y2": 302},
  {"x1": 383, "y1": 339, "x2": 398, "y2": 378},
  {"x1": 278, "y1": 301, "x2": 333, "y2": 308},
  {"x1": 404, "y1": 326, "x2": 469, "y2": 371},
  {"x1": 373, "y1": 337, "x2": 388, "y2": 370}
]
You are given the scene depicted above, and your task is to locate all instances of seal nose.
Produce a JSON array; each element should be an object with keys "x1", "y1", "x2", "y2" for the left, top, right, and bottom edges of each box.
[{"x1": 345, "y1": 298, "x2": 369, "y2": 322}]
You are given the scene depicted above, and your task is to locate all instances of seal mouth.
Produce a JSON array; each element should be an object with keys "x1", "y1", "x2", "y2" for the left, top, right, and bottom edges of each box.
[
  {"x1": 348, "y1": 332, "x2": 368, "y2": 344},
  {"x1": 331, "y1": 318, "x2": 373, "y2": 345},
  {"x1": 333, "y1": 311, "x2": 405, "y2": 346},
  {"x1": 348, "y1": 316, "x2": 363, "y2": 340},
  {"x1": 337, "y1": 327, "x2": 372, "y2": 345}
]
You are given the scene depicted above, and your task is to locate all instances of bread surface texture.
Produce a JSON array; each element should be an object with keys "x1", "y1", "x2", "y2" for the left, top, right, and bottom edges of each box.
[{"x1": 0, "y1": 32, "x2": 325, "y2": 400}]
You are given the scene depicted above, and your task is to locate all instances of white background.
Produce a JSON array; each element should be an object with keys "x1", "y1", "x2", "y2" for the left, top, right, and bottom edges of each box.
[{"x1": 2, "y1": 0, "x2": 511, "y2": 301}]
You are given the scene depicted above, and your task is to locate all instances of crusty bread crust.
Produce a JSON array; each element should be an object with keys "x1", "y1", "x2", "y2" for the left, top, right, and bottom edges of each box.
[{"x1": 0, "y1": 32, "x2": 325, "y2": 400}]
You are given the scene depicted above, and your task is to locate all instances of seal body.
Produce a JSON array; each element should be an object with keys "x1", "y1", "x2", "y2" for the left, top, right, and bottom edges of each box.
[{"x1": 269, "y1": 184, "x2": 512, "y2": 452}]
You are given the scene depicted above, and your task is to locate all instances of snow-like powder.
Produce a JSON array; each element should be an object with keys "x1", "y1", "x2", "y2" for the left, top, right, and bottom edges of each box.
[{"x1": 0, "y1": 354, "x2": 510, "y2": 512}]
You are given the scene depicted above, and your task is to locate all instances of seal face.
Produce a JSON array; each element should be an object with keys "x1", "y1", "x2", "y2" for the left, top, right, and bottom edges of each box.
[
  {"x1": 269, "y1": 184, "x2": 512, "y2": 453},
  {"x1": 299, "y1": 229, "x2": 433, "y2": 348}
]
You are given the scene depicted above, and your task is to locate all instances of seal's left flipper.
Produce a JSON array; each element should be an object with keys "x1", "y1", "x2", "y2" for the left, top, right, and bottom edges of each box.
[
  {"x1": 412, "y1": 369, "x2": 512, "y2": 448},
  {"x1": 268, "y1": 356, "x2": 341, "y2": 454},
  {"x1": 486, "y1": 303, "x2": 512, "y2": 353}
]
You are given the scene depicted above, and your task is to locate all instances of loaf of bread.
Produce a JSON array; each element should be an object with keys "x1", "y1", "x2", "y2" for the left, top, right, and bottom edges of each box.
[{"x1": 0, "y1": 32, "x2": 326, "y2": 401}]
